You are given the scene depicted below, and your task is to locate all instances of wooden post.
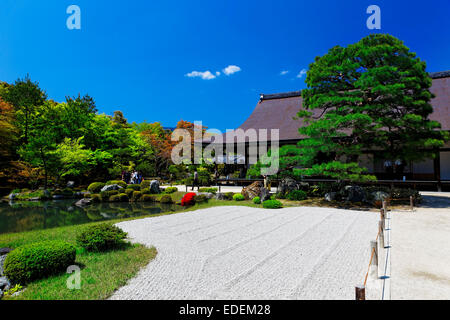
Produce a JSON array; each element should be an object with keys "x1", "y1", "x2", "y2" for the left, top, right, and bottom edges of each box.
[
  {"x1": 355, "y1": 285, "x2": 366, "y2": 300},
  {"x1": 410, "y1": 196, "x2": 414, "y2": 212},
  {"x1": 370, "y1": 240, "x2": 378, "y2": 279},
  {"x1": 382, "y1": 200, "x2": 387, "y2": 213},
  {"x1": 379, "y1": 220, "x2": 385, "y2": 248},
  {"x1": 380, "y1": 208, "x2": 385, "y2": 230}
]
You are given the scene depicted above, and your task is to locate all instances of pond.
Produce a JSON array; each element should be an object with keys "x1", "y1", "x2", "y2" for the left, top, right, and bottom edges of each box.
[{"x1": 0, "y1": 200, "x2": 184, "y2": 234}]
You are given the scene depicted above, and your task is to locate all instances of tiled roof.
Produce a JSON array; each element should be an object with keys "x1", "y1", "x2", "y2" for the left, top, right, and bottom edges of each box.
[{"x1": 203, "y1": 71, "x2": 450, "y2": 144}]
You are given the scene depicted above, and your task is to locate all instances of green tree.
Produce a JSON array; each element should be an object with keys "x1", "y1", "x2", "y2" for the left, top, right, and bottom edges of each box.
[
  {"x1": 295, "y1": 33, "x2": 448, "y2": 181},
  {"x1": 1, "y1": 75, "x2": 47, "y2": 143}
]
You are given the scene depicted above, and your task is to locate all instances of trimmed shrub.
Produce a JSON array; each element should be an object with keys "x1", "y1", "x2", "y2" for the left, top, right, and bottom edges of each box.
[
  {"x1": 62, "y1": 188, "x2": 74, "y2": 197},
  {"x1": 127, "y1": 184, "x2": 141, "y2": 191},
  {"x1": 224, "y1": 192, "x2": 235, "y2": 200},
  {"x1": 199, "y1": 187, "x2": 218, "y2": 194},
  {"x1": 160, "y1": 194, "x2": 173, "y2": 204},
  {"x1": 141, "y1": 188, "x2": 151, "y2": 195},
  {"x1": 109, "y1": 194, "x2": 121, "y2": 202},
  {"x1": 106, "y1": 180, "x2": 127, "y2": 188},
  {"x1": 141, "y1": 194, "x2": 155, "y2": 202},
  {"x1": 131, "y1": 191, "x2": 142, "y2": 201},
  {"x1": 125, "y1": 188, "x2": 134, "y2": 198},
  {"x1": 87, "y1": 182, "x2": 106, "y2": 193},
  {"x1": 76, "y1": 224, "x2": 128, "y2": 252},
  {"x1": 233, "y1": 194, "x2": 245, "y2": 201},
  {"x1": 101, "y1": 190, "x2": 119, "y2": 199},
  {"x1": 4, "y1": 241, "x2": 76, "y2": 284},
  {"x1": 181, "y1": 192, "x2": 196, "y2": 206},
  {"x1": 253, "y1": 196, "x2": 261, "y2": 204},
  {"x1": 118, "y1": 193, "x2": 129, "y2": 202},
  {"x1": 287, "y1": 190, "x2": 307, "y2": 201},
  {"x1": 262, "y1": 199, "x2": 283, "y2": 209},
  {"x1": 91, "y1": 194, "x2": 102, "y2": 202},
  {"x1": 163, "y1": 187, "x2": 178, "y2": 194},
  {"x1": 194, "y1": 194, "x2": 208, "y2": 203},
  {"x1": 140, "y1": 180, "x2": 150, "y2": 189}
]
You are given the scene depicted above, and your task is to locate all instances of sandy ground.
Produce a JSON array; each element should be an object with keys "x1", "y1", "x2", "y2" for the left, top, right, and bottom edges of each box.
[
  {"x1": 391, "y1": 192, "x2": 450, "y2": 299},
  {"x1": 110, "y1": 206, "x2": 378, "y2": 300}
]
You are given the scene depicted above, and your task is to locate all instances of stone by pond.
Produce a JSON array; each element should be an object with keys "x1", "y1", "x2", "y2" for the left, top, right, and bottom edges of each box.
[{"x1": 0, "y1": 200, "x2": 183, "y2": 234}]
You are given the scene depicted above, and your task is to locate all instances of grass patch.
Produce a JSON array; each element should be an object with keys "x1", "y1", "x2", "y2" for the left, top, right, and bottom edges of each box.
[{"x1": 0, "y1": 220, "x2": 156, "y2": 300}]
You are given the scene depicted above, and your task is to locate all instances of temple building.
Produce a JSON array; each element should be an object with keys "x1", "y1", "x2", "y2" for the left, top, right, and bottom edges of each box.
[{"x1": 202, "y1": 71, "x2": 450, "y2": 189}]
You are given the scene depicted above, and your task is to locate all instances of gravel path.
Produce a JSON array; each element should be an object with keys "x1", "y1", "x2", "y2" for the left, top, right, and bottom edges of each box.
[{"x1": 110, "y1": 206, "x2": 378, "y2": 300}]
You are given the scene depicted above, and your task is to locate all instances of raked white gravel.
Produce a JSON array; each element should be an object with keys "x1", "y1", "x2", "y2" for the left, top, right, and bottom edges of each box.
[{"x1": 109, "y1": 206, "x2": 378, "y2": 300}]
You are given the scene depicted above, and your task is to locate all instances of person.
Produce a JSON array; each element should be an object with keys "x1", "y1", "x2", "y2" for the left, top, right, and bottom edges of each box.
[
  {"x1": 191, "y1": 170, "x2": 199, "y2": 191},
  {"x1": 394, "y1": 159, "x2": 405, "y2": 180},
  {"x1": 384, "y1": 159, "x2": 393, "y2": 179}
]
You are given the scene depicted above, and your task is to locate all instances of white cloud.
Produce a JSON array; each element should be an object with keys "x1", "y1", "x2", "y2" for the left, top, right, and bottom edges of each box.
[
  {"x1": 280, "y1": 70, "x2": 289, "y2": 75},
  {"x1": 296, "y1": 68, "x2": 307, "y2": 78},
  {"x1": 223, "y1": 65, "x2": 241, "y2": 76},
  {"x1": 185, "y1": 70, "x2": 217, "y2": 80}
]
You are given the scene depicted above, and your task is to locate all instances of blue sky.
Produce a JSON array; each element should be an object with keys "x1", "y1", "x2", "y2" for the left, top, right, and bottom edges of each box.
[{"x1": 0, "y1": 0, "x2": 449, "y2": 131}]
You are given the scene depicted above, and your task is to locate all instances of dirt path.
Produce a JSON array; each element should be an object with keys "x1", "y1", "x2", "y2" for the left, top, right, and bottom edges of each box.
[{"x1": 110, "y1": 206, "x2": 378, "y2": 300}]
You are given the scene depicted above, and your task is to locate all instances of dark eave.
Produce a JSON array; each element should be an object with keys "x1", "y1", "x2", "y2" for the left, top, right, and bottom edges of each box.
[{"x1": 430, "y1": 70, "x2": 450, "y2": 79}]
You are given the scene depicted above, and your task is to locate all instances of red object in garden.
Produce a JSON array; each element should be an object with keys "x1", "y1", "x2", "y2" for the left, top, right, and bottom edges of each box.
[{"x1": 181, "y1": 193, "x2": 196, "y2": 206}]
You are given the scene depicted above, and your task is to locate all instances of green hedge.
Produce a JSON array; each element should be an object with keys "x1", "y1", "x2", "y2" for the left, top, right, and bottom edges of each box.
[
  {"x1": 125, "y1": 189, "x2": 134, "y2": 198},
  {"x1": 253, "y1": 196, "x2": 261, "y2": 204},
  {"x1": 233, "y1": 194, "x2": 245, "y2": 201},
  {"x1": 127, "y1": 184, "x2": 141, "y2": 191},
  {"x1": 263, "y1": 199, "x2": 283, "y2": 209},
  {"x1": 101, "y1": 190, "x2": 119, "y2": 199},
  {"x1": 286, "y1": 190, "x2": 307, "y2": 201},
  {"x1": 198, "y1": 187, "x2": 218, "y2": 194},
  {"x1": 131, "y1": 191, "x2": 142, "y2": 201},
  {"x1": 141, "y1": 194, "x2": 155, "y2": 202},
  {"x1": 76, "y1": 224, "x2": 127, "y2": 252},
  {"x1": 194, "y1": 194, "x2": 208, "y2": 203},
  {"x1": 163, "y1": 187, "x2": 178, "y2": 194},
  {"x1": 140, "y1": 180, "x2": 150, "y2": 189},
  {"x1": 160, "y1": 194, "x2": 173, "y2": 203},
  {"x1": 87, "y1": 182, "x2": 106, "y2": 193},
  {"x1": 4, "y1": 241, "x2": 76, "y2": 284}
]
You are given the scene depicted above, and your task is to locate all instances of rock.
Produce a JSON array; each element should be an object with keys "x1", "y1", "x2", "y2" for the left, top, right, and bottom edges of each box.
[
  {"x1": 344, "y1": 185, "x2": 366, "y2": 203},
  {"x1": 74, "y1": 191, "x2": 90, "y2": 199},
  {"x1": 0, "y1": 255, "x2": 7, "y2": 276},
  {"x1": 278, "y1": 178, "x2": 309, "y2": 195},
  {"x1": 241, "y1": 181, "x2": 264, "y2": 200},
  {"x1": 52, "y1": 195, "x2": 64, "y2": 200},
  {"x1": 260, "y1": 188, "x2": 271, "y2": 202},
  {"x1": 29, "y1": 197, "x2": 41, "y2": 201},
  {"x1": 100, "y1": 184, "x2": 123, "y2": 192},
  {"x1": 0, "y1": 277, "x2": 10, "y2": 291},
  {"x1": 149, "y1": 180, "x2": 161, "y2": 194},
  {"x1": 0, "y1": 289, "x2": 3, "y2": 299},
  {"x1": 324, "y1": 192, "x2": 337, "y2": 202},
  {"x1": 0, "y1": 248, "x2": 12, "y2": 256},
  {"x1": 8, "y1": 193, "x2": 17, "y2": 200},
  {"x1": 197, "y1": 192, "x2": 214, "y2": 199},
  {"x1": 215, "y1": 193, "x2": 226, "y2": 200},
  {"x1": 75, "y1": 198, "x2": 92, "y2": 207},
  {"x1": 43, "y1": 190, "x2": 51, "y2": 199},
  {"x1": 371, "y1": 191, "x2": 389, "y2": 202},
  {"x1": 66, "y1": 181, "x2": 75, "y2": 188}
]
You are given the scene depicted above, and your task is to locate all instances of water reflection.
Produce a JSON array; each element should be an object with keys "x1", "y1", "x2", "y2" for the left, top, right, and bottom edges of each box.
[{"x1": 0, "y1": 200, "x2": 182, "y2": 234}]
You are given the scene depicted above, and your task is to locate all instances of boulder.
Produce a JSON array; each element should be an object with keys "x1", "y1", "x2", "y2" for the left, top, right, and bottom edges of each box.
[
  {"x1": 260, "y1": 188, "x2": 271, "y2": 202},
  {"x1": 278, "y1": 178, "x2": 309, "y2": 195},
  {"x1": 197, "y1": 192, "x2": 214, "y2": 199},
  {"x1": 0, "y1": 248, "x2": 12, "y2": 256},
  {"x1": 149, "y1": 180, "x2": 161, "y2": 194},
  {"x1": 100, "y1": 184, "x2": 123, "y2": 192},
  {"x1": 0, "y1": 255, "x2": 6, "y2": 276},
  {"x1": 74, "y1": 191, "x2": 90, "y2": 199},
  {"x1": 52, "y1": 195, "x2": 64, "y2": 200},
  {"x1": 0, "y1": 277, "x2": 10, "y2": 291},
  {"x1": 66, "y1": 181, "x2": 75, "y2": 188},
  {"x1": 324, "y1": 192, "x2": 337, "y2": 202},
  {"x1": 241, "y1": 181, "x2": 264, "y2": 200},
  {"x1": 75, "y1": 198, "x2": 92, "y2": 207},
  {"x1": 8, "y1": 193, "x2": 17, "y2": 200},
  {"x1": 43, "y1": 190, "x2": 52, "y2": 199},
  {"x1": 344, "y1": 185, "x2": 366, "y2": 203},
  {"x1": 215, "y1": 193, "x2": 226, "y2": 200},
  {"x1": 371, "y1": 191, "x2": 389, "y2": 202}
]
